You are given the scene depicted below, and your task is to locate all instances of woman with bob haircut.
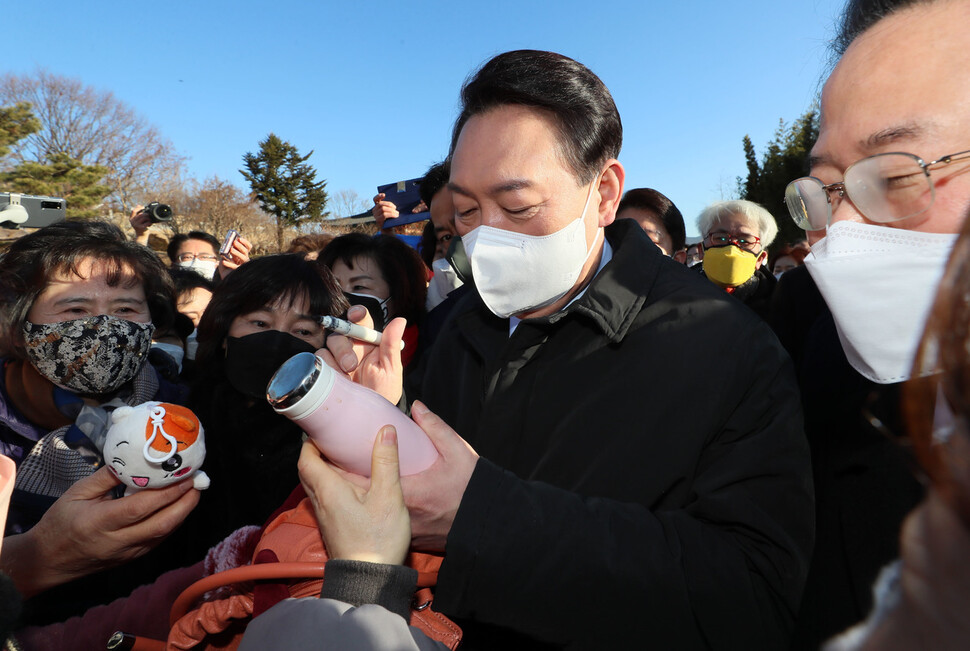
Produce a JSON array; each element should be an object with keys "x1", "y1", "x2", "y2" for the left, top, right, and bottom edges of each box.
[
  {"x1": 171, "y1": 253, "x2": 351, "y2": 564},
  {"x1": 318, "y1": 233, "x2": 427, "y2": 367}
]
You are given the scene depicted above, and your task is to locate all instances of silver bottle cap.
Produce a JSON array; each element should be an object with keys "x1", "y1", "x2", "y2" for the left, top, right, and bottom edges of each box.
[{"x1": 266, "y1": 352, "x2": 320, "y2": 410}]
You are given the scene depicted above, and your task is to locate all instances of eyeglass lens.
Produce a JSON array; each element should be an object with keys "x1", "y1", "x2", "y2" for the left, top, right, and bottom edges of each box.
[{"x1": 786, "y1": 153, "x2": 934, "y2": 230}]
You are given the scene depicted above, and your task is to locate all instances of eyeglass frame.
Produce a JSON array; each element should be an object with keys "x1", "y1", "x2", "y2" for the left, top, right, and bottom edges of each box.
[
  {"x1": 786, "y1": 148, "x2": 970, "y2": 231},
  {"x1": 702, "y1": 231, "x2": 763, "y2": 254},
  {"x1": 176, "y1": 252, "x2": 220, "y2": 263}
]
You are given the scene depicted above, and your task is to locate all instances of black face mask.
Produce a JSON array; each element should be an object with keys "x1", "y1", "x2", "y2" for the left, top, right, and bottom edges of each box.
[
  {"x1": 342, "y1": 291, "x2": 387, "y2": 331},
  {"x1": 224, "y1": 331, "x2": 317, "y2": 400}
]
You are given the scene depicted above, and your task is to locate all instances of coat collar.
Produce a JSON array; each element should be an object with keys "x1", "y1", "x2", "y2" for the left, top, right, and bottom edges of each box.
[{"x1": 456, "y1": 219, "x2": 664, "y2": 349}]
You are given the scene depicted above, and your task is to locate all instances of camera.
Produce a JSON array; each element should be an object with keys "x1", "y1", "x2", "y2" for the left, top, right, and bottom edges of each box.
[
  {"x1": 142, "y1": 201, "x2": 173, "y2": 224},
  {"x1": 0, "y1": 193, "x2": 66, "y2": 229}
]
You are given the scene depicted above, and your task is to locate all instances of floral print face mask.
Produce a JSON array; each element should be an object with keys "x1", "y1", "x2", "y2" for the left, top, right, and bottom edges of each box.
[{"x1": 23, "y1": 315, "x2": 155, "y2": 395}]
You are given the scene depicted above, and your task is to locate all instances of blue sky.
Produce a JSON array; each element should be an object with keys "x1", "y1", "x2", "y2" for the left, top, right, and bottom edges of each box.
[{"x1": 5, "y1": 0, "x2": 844, "y2": 237}]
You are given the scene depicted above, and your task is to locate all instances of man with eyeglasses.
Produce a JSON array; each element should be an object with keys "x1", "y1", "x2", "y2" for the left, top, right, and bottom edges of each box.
[
  {"x1": 695, "y1": 199, "x2": 778, "y2": 321},
  {"x1": 779, "y1": 0, "x2": 970, "y2": 646}
]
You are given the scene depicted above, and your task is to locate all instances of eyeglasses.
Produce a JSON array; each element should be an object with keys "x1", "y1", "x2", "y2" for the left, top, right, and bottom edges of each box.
[
  {"x1": 785, "y1": 149, "x2": 970, "y2": 231},
  {"x1": 704, "y1": 231, "x2": 762, "y2": 253},
  {"x1": 177, "y1": 253, "x2": 219, "y2": 263}
]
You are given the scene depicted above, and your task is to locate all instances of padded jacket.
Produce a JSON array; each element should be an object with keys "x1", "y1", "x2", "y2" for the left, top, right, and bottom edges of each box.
[{"x1": 418, "y1": 219, "x2": 814, "y2": 649}]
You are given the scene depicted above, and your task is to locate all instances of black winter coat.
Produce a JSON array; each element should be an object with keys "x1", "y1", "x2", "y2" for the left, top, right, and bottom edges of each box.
[{"x1": 419, "y1": 220, "x2": 815, "y2": 649}]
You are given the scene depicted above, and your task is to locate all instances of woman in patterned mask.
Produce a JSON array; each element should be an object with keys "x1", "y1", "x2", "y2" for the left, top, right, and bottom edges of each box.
[
  {"x1": 0, "y1": 220, "x2": 184, "y2": 531},
  {"x1": 0, "y1": 220, "x2": 203, "y2": 630}
]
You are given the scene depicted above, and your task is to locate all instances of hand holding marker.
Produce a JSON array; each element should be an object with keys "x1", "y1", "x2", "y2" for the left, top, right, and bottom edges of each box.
[{"x1": 318, "y1": 315, "x2": 405, "y2": 350}]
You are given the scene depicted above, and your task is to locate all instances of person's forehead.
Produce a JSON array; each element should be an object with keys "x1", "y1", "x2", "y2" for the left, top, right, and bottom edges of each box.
[
  {"x1": 617, "y1": 207, "x2": 668, "y2": 236},
  {"x1": 450, "y1": 105, "x2": 575, "y2": 190},
  {"x1": 179, "y1": 238, "x2": 217, "y2": 254},
  {"x1": 712, "y1": 213, "x2": 757, "y2": 235},
  {"x1": 813, "y1": 1, "x2": 970, "y2": 169}
]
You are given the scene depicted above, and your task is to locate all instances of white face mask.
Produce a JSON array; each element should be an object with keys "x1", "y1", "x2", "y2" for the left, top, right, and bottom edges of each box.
[
  {"x1": 179, "y1": 259, "x2": 218, "y2": 281},
  {"x1": 462, "y1": 183, "x2": 599, "y2": 318},
  {"x1": 804, "y1": 221, "x2": 957, "y2": 384},
  {"x1": 426, "y1": 257, "x2": 464, "y2": 311},
  {"x1": 151, "y1": 342, "x2": 184, "y2": 374},
  {"x1": 185, "y1": 328, "x2": 199, "y2": 361}
]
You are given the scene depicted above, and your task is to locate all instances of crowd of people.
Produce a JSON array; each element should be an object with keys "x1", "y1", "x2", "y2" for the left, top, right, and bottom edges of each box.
[{"x1": 1, "y1": 0, "x2": 969, "y2": 648}]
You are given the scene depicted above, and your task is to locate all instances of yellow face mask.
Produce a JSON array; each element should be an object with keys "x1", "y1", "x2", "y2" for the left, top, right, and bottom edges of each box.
[{"x1": 702, "y1": 245, "x2": 758, "y2": 288}]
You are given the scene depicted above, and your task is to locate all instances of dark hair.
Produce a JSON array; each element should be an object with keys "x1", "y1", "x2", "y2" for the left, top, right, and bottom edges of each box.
[
  {"x1": 194, "y1": 254, "x2": 349, "y2": 366},
  {"x1": 286, "y1": 233, "x2": 335, "y2": 257},
  {"x1": 449, "y1": 50, "x2": 622, "y2": 184},
  {"x1": 617, "y1": 188, "x2": 687, "y2": 253},
  {"x1": 904, "y1": 205, "x2": 970, "y2": 522},
  {"x1": 169, "y1": 266, "x2": 217, "y2": 297},
  {"x1": 834, "y1": 0, "x2": 931, "y2": 56},
  {"x1": 166, "y1": 230, "x2": 221, "y2": 264},
  {"x1": 419, "y1": 160, "x2": 451, "y2": 208},
  {"x1": 0, "y1": 220, "x2": 176, "y2": 359},
  {"x1": 318, "y1": 233, "x2": 428, "y2": 326},
  {"x1": 417, "y1": 221, "x2": 436, "y2": 269}
]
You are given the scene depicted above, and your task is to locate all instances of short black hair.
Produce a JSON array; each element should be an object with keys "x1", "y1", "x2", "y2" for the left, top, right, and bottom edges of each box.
[
  {"x1": 617, "y1": 188, "x2": 687, "y2": 253},
  {"x1": 450, "y1": 50, "x2": 622, "y2": 184},
  {"x1": 169, "y1": 266, "x2": 217, "y2": 296},
  {"x1": 0, "y1": 220, "x2": 175, "y2": 359},
  {"x1": 834, "y1": 0, "x2": 932, "y2": 55},
  {"x1": 318, "y1": 233, "x2": 428, "y2": 327},
  {"x1": 419, "y1": 160, "x2": 451, "y2": 208},
  {"x1": 166, "y1": 230, "x2": 221, "y2": 264},
  {"x1": 195, "y1": 254, "x2": 349, "y2": 367}
]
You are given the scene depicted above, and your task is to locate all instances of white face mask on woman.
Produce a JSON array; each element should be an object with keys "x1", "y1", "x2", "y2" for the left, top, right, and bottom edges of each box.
[
  {"x1": 462, "y1": 183, "x2": 599, "y2": 319},
  {"x1": 804, "y1": 221, "x2": 957, "y2": 384}
]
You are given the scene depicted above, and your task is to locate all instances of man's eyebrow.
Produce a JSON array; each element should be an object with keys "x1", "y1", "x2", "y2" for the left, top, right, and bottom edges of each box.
[
  {"x1": 809, "y1": 123, "x2": 927, "y2": 170},
  {"x1": 111, "y1": 296, "x2": 147, "y2": 304},
  {"x1": 448, "y1": 179, "x2": 534, "y2": 197},
  {"x1": 863, "y1": 124, "x2": 924, "y2": 150}
]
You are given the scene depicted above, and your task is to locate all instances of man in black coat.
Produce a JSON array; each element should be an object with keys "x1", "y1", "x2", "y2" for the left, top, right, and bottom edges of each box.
[{"x1": 326, "y1": 50, "x2": 814, "y2": 649}]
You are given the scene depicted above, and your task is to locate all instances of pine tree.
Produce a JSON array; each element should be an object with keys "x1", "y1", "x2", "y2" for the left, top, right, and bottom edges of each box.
[
  {"x1": 1, "y1": 104, "x2": 110, "y2": 219},
  {"x1": 0, "y1": 152, "x2": 111, "y2": 219},
  {"x1": 0, "y1": 102, "x2": 40, "y2": 158},
  {"x1": 737, "y1": 108, "x2": 819, "y2": 250},
  {"x1": 240, "y1": 133, "x2": 328, "y2": 252}
]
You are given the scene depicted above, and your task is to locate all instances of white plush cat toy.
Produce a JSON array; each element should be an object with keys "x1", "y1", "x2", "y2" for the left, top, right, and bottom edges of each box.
[{"x1": 103, "y1": 401, "x2": 211, "y2": 495}]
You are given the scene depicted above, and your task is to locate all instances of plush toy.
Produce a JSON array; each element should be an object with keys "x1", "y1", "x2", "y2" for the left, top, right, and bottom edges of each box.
[{"x1": 103, "y1": 401, "x2": 210, "y2": 495}]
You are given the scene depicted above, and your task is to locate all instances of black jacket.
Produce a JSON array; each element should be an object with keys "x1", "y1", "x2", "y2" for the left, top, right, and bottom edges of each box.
[
  {"x1": 773, "y1": 266, "x2": 922, "y2": 649},
  {"x1": 419, "y1": 220, "x2": 814, "y2": 649}
]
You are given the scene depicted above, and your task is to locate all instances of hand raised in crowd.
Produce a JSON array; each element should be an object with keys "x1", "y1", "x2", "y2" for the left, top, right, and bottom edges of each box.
[
  {"x1": 298, "y1": 429, "x2": 411, "y2": 564},
  {"x1": 318, "y1": 305, "x2": 405, "y2": 405},
  {"x1": 217, "y1": 233, "x2": 253, "y2": 279},
  {"x1": 372, "y1": 193, "x2": 400, "y2": 231},
  {"x1": 128, "y1": 206, "x2": 152, "y2": 245},
  {"x1": 0, "y1": 466, "x2": 199, "y2": 598}
]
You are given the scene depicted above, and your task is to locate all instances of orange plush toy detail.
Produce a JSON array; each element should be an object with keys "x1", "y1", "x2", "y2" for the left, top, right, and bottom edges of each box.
[{"x1": 103, "y1": 401, "x2": 210, "y2": 495}]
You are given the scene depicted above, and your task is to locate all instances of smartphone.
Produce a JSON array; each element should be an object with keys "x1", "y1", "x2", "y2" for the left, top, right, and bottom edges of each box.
[{"x1": 220, "y1": 229, "x2": 239, "y2": 258}]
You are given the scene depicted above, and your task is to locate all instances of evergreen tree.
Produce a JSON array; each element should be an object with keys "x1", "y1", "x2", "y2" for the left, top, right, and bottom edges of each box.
[
  {"x1": 240, "y1": 133, "x2": 328, "y2": 252},
  {"x1": 737, "y1": 108, "x2": 819, "y2": 250},
  {"x1": 1, "y1": 103, "x2": 110, "y2": 219},
  {"x1": 0, "y1": 102, "x2": 40, "y2": 158},
  {"x1": 0, "y1": 152, "x2": 111, "y2": 219}
]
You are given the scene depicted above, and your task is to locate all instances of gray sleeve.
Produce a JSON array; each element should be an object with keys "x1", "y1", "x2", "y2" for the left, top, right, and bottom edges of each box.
[
  {"x1": 319, "y1": 559, "x2": 418, "y2": 622},
  {"x1": 238, "y1": 597, "x2": 450, "y2": 651}
]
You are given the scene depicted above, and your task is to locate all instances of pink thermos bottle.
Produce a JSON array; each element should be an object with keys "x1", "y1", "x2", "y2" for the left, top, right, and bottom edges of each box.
[{"x1": 266, "y1": 352, "x2": 438, "y2": 476}]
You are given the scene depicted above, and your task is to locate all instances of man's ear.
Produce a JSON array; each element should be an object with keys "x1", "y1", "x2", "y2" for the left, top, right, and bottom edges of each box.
[
  {"x1": 594, "y1": 160, "x2": 624, "y2": 228},
  {"x1": 673, "y1": 250, "x2": 688, "y2": 265},
  {"x1": 756, "y1": 250, "x2": 769, "y2": 269}
]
